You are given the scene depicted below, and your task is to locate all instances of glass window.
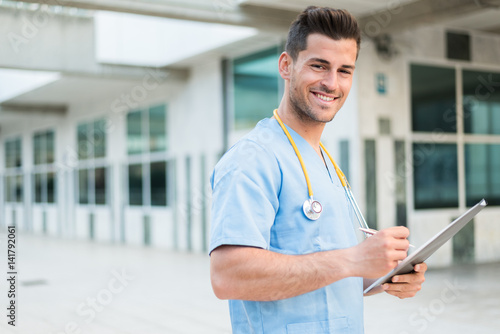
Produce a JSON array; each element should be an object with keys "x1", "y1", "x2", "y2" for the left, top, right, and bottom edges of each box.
[
  {"x1": 128, "y1": 160, "x2": 170, "y2": 207},
  {"x1": 78, "y1": 169, "x2": 89, "y2": 204},
  {"x1": 127, "y1": 111, "x2": 143, "y2": 155},
  {"x1": 33, "y1": 130, "x2": 55, "y2": 165},
  {"x1": 5, "y1": 176, "x2": 12, "y2": 202},
  {"x1": 34, "y1": 173, "x2": 43, "y2": 203},
  {"x1": 411, "y1": 64, "x2": 500, "y2": 210},
  {"x1": 233, "y1": 47, "x2": 280, "y2": 130},
  {"x1": 34, "y1": 133, "x2": 43, "y2": 165},
  {"x1": 126, "y1": 105, "x2": 169, "y2": 207},
  {"x1": 33, "y1": 130, "x2": 55, "y2": 204},
  {"x1": 149, "y1": 105, "x2": 167, "y2": 152},
  {"x1": 46, "y1": 131, "x2": 54, "y2": 164},
  {"x1": 465, "y1": 144, "x2": 500, "y2": 206},
  {"x1": 411, "y1": 64, "x2": 456, "y2": 133},
  {"x1": 77, "y1": 123, "x2": 89, "y2": 160},
  {"x1": 78, "y1": 119, "x2": 106, "y2": 159},
  {"x1": 76, "y1": 118, "x2": 107, "y2": 206},
  {"x1": 463, "y1": 70, "x2": 500, "y2": 135},
  {"x1": 95, "y1": 167, "x2": 106, "y2": 205},
  {"x1": 10, "y1": 141, "x2": 15, "y2": 167},
  {"x1": 15, "y1": 175, "x2": 23, "y2": 202},
  {"x1": 128, "y1": 164, "x2": 143, "y2": 206},
  {"x1": 14, "y1": 139, "x2": 21, "y2": 168},
  {"x1": 150, "y1": 161, "x2": 167, "y2": 206},
  {"x1": 127, "y1": 106, "x2": 167, "y2": 155},
  {"x1": 4, "y1": 138, "x2": 23, "y2": 203},
  {"x1": 9, "y1": 140, "x2": 16, "y2": 168},
  {"x1": 4, "y1": 175, "x2": 21, "y2": 203},
  {"x1": 413, "y1": 143, "x2": 459, "y2": 209},
  {"x1": 6, "y1": 141, "x2": 13, "y2": 168},
  {"x1": 47, "y1": 172, "x2": 55, "y2": 203},
  {"x1": 5, "y1": 141, "x2": 12, "y2": 168},
  {"x1": 5, "y1": 139, "x2": 22, "y2": 169},
  {"x1": 94, "y1": 119, "x2": 106, "y2": 158},
  {"x1": 77, "y1": 167, "x2": 107, "y2": 206}
]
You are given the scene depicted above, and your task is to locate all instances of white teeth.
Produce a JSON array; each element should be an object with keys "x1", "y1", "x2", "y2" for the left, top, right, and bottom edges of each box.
[{"x1": 316, "y1": 93, "x2": 334, "y2": 101}]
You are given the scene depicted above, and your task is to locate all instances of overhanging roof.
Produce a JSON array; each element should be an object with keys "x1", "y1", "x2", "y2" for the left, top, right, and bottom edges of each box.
[
  {"x1": 9, "y1": 0, "x2": 500, "y2": 34},
  {"x1": 2, "y1": 0, "x2": 499, "y2": 127}
]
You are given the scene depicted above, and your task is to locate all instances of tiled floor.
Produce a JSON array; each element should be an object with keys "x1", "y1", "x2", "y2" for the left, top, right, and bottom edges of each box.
[{"x1": 0, "y1": 234, "x2": 498, "y2": 333}]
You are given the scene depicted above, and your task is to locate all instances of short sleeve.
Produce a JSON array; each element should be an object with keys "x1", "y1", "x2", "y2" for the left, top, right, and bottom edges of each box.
[{"x1": 209, "y1": 139, "x2": 281, "y2": 254}]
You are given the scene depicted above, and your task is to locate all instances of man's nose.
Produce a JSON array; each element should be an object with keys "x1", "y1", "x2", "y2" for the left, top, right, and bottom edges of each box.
[{"x1": 320, "y1": 71, "x2": 339, "y2": 92}]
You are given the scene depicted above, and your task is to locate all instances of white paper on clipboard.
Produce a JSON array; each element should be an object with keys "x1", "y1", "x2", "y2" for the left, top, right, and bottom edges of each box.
[{"x1": 364, "y1": 199, "x2": 487, "y2": 294}]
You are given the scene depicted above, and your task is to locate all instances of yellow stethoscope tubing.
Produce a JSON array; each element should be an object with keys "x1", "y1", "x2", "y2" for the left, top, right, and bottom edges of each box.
[
  {"x1": 273, "y1": 109, "x2": 370, "y2": 232},
  {"x1": 273, "y1": 110, "x2": 314, "y2": 199}
]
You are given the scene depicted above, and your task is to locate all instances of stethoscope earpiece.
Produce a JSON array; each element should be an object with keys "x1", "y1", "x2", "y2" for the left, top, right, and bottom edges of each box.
[{"x1": 303, "y1": 198, "x2": 322, "y2": 220}]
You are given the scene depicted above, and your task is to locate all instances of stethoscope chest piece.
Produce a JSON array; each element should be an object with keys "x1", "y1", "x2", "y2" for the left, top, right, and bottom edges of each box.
[{"x1": 303, "y1": 198, "x2": 322, "y2": 220}]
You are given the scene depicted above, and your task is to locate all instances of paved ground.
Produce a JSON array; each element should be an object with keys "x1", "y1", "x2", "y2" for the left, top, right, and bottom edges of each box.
[{"x1": 0, "y1": 233, "x2": 498, "y2": 334}]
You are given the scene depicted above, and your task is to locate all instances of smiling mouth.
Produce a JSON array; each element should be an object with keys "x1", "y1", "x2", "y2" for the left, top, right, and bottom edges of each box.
[{"x1": 312, "y1": 92, "x2": 338, "y2": 102}]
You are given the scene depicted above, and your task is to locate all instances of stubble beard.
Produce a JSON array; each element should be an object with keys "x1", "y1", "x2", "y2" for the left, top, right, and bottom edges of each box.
[{"x1": 288, "y1": 77, "x2": 338, "y2": 124}]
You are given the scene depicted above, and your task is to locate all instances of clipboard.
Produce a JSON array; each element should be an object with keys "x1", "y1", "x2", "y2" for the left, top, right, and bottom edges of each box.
[{"x1": 363, "y1": 199, "x2": 488, "y2": 294}]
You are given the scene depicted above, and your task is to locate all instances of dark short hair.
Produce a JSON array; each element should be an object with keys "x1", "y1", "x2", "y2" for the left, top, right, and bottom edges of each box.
[{"x1": 285, "y1": 6, "x2": 361, "y2": 60}]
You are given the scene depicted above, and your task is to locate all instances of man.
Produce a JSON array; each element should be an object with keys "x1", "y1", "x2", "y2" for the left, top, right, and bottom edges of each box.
[{"x1": 209, "y1": 6, "x2": 426, "y2": 333}]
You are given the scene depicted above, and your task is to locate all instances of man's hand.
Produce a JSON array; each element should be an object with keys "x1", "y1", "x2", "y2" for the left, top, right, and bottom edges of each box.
[
  {"x1": 382, "y1": 263, "x2": 427, "y2": 299},
  {"x1": 348, "y1": 226, "x2": 410, "y2": 279}
]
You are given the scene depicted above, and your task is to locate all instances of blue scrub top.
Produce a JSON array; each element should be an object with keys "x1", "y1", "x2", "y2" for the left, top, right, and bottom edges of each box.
[{"x1": 210, "y1": 118, "x2": 364, "y2": 334}]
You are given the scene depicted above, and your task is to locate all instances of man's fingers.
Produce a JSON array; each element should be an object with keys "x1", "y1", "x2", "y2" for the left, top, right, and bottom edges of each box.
[
  {"x1": 382, "y1": 262, "x2": 427, "y2": 299},
  {"x1": 414, "y1": 263, "x2": 428, "y2": 273},
  {"x1": 394, "y1": 238, "x2": 410, "y2": 251},
  {"x1": 383, "y1": 282, "x2": 422, "y2": 293},
  {"x1": 388, "y1": 249, "x2": 408, "y2": 262},
  {"x1": 380, "y1": 226, "x2": 410, "y2": 239},
  {"x1": 384, "y1": 289, "x2": 420, "y2": 299},
  {"x1": 392, "y1": 273, "x2": 425, "y2": 284}
]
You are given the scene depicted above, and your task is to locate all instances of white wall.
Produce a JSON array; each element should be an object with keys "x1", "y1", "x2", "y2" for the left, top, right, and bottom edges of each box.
[
  {"x1": 168, "y1": 59, "x2": 223, "y2": 252},
  {"x1": 0, "y1": 7, "x2": 96, "y2": 73},
  {"x1": 322, "y1": 72, "x2": 362, "y2": 196}
]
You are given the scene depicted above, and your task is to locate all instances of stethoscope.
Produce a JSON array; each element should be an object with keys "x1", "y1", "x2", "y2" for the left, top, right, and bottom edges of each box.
[{"x1": 273, "y1": 109, "x2": 371, "y2": 233}]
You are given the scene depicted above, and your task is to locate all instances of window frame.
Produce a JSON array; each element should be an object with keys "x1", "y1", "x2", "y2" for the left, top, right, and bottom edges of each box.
[
  {"x1": 231, "y1": 45, "x2": 283, "y2": 131},
  {"x1": 409, "y1": 61, "x2": 500, "y2": 210},
  {"x1": 125, "y1": 104, "x2": 171, "y2": 208},
  {"x1": 76, "y1": 118, "x2": 108, "y2": 206},
  {"x1": 32, "y1": 129, "x2": 57, "y2": 205},
  {"x1": 4, "y1": 137, "x2": 23, "y2": 204}
]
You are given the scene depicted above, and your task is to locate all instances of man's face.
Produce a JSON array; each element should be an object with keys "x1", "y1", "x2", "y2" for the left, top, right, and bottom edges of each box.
[{"x1": 287, "y1": 33, "x2": 357, "y2": 123}]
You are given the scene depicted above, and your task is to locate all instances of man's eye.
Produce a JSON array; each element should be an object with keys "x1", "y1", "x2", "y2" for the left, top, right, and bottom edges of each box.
[{"x1": 311, "y1": 64, "x2": 324, "y2": 69}]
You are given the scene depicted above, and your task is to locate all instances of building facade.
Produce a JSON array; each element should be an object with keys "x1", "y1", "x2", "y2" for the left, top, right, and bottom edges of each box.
[{"x1": 0, "y1": 2, "x2": 499, "y2": 267}]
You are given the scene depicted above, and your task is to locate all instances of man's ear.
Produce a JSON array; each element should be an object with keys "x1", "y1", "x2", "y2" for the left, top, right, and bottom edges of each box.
[{"x1": 278, "y1": 52, "x2": 292, "y2": 80}]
